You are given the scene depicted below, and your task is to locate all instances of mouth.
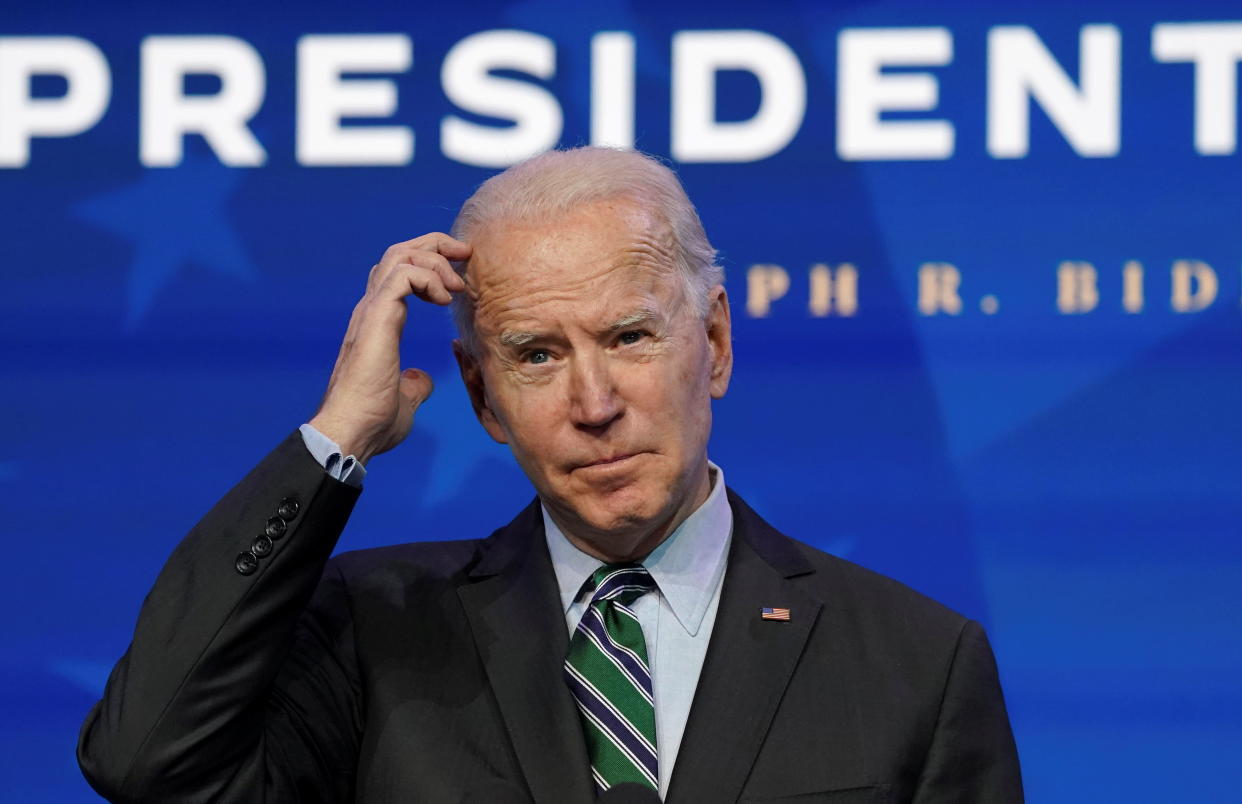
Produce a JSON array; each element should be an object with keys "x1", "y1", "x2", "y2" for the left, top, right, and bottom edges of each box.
[{"x1": 576, "y1": 452, "x2": 642, "y2": 470}]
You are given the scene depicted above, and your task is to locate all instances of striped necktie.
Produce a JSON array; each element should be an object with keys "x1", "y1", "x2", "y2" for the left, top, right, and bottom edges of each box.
[{"x1": 564, "y1": 564, "x2": 659, "y2": 795}]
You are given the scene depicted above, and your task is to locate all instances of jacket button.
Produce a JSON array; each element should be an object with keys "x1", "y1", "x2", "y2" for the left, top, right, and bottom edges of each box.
[
  {"x1": 277, "y1": 498, "x2": 300, "y2": 521},
  {"x1": 251, "y1": 534, "x2": 274, "y2": 558},
  {"x1": 265, "y1": 517, "x2": 287, "y2": 540},
  {"x1": 235, "y1": 551, "x2": 259, "y2": 576}
]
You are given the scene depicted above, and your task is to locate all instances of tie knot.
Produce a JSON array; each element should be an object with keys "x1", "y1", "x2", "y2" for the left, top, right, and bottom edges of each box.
[{"x1": 586, "y1": 563, "x2": 656, "y2": 608}]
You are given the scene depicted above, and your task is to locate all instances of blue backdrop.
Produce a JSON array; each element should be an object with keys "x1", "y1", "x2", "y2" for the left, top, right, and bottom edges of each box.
[{"x1": 3, "y1": 1, "x2": 1239, "y2": 801}]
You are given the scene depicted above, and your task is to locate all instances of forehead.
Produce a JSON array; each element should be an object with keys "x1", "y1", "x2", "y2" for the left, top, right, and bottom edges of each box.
[{"x1": 466, "y1": 199, "x2": 681, "y2": 333}]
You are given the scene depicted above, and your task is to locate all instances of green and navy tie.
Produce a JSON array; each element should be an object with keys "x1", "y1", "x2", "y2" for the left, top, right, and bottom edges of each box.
[{"x1": 564, "y1": 564, "x2": 659, "y2": 795}]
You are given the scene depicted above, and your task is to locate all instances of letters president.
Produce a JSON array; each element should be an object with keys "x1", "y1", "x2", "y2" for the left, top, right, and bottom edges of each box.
[{"x1": 78, "y1": 147, "x2": 1023, "y2": 802}]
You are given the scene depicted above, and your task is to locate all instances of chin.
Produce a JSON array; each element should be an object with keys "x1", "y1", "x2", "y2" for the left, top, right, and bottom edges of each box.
[{"x1": 576, "y1": 482, "x2": 672, "y2": 535}]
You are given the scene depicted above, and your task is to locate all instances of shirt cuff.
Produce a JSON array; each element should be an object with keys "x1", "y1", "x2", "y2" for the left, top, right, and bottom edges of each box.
[{"x1": 299, "y1": 423, "x2": 367, "y2": 488}]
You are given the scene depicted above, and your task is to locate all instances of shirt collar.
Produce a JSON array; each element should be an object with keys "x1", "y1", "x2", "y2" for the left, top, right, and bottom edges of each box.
[{"x1": 543, "y1": 461, "x2": 733, "y2": 637}]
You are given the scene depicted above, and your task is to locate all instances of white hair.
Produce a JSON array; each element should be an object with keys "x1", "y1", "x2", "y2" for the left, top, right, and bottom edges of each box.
[{"x1": 450, "y1": 146, "x2": 722, "y2": 352}]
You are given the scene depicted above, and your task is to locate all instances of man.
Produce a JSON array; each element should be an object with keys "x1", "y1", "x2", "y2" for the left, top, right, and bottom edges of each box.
[{"x1": 78, "y1": 147, "x2": 1022, "y2": 802}]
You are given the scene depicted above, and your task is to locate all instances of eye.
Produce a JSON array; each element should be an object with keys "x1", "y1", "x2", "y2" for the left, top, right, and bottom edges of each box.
[
  {"x1": 525, "y1": 349, "x2": 552, "y2": 365},
  {"x1": 618, "y1": 330, "x2": 647, "y2": 346}
]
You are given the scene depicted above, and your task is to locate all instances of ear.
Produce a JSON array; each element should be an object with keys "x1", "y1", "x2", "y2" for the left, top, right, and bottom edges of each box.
[
  {"x1": 704, "y1": 285, "x2": 733, "y2": 399},
  {"x1": 453, "y1": 339, "x2": 509, "y2": 444}
]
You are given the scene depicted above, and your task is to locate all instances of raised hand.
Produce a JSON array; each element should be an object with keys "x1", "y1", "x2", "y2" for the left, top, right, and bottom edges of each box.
[{"x1": 309, "y1": 233, "x2": 471, "y2": 465}]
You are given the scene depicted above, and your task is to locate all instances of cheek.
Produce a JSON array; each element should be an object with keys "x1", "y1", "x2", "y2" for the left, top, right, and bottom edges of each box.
[
  {"x1": 667, "y1": 337, "x2": 713, "y2": 401},
  {"x1": 672, "y1": 354, "x2": 715, "y2": 443},
  {"x1": 636, "y1": 354, "x2": 711, "y2": 433},
  {"x1": 493, "y1": 383, "x2": 568, "y2": 460}
]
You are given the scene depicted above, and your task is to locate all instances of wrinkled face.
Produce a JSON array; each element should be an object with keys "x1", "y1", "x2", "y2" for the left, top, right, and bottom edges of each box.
[{"x1": 456, "y1": 198, "x2": 732, "y2": 552}]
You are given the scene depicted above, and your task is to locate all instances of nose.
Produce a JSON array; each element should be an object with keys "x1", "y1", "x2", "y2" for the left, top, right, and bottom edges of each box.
[{"x1": 568, "y1": 350, "x2": 623, "y2": 431}]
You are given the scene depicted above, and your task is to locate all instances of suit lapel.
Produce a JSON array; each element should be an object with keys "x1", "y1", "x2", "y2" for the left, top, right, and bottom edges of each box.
[
  {"x1": 457, "y1": 500, "x2": 595, "y2": 804},
  {"x1": 666, "y1": 490, "x2": 822, "y2": 803}
]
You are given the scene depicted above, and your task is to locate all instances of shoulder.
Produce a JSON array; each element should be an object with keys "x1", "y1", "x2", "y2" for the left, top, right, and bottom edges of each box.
[
  {"x1": 317, "y1": 497, "x2": 545, "y2": 607},
  {"x1": 301, "y1": 540, "x2": 492, "y2": 635},
  {"x1": 325, "y1": 539, "x2": 486, "y2": 592},
  {"x1": 728, "y1": 488, "x2": 971, "y2": 646},
  {"x1": 793, "y1": 540, "x2": 969, "y2": 636},
  {"x1": 791, "y1": 533, "x2": 966, "y2": 622},
  {"x1": 770, "y1": 530, "x2": 982, "y2": 691}
]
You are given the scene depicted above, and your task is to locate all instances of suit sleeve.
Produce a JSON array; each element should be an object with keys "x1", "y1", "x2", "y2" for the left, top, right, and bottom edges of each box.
[
  {"x1": 77, "y1": 431, "x2": 365, "y2": 803},
  {"x1": 912, "y1": 620, "x2": 1024, "y2": 803}
]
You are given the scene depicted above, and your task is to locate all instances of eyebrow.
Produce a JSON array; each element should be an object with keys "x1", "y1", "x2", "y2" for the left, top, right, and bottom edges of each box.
[
  {"x1": 494, "y1": 328, "x2": 529, "y2": 347},
  {"x1": 497, "y1": 306, "x2": 661, "y2": 349},
  {"x1": 607, "y1": 306, "x2": 660, "y2": 332},
  {"x1": 499, "y1": 330, "x2": 538, "y2": 347}
]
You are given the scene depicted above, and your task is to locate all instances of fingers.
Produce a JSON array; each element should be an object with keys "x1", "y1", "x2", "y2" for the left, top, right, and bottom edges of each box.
[
  {"x1": 383, "y1": 232, "x2": 472, "y2": 264},
  {"x1": 375, "y1": 262, "x2": 454, "y2": 305},
  {"x1": 368, "y1": 251, "x2": 462, "y2": 297},
  {"x1": 343, "y1": 232, "x2": 469, "y2": 370},
  {"x1": 397, "y1": 231, "x2": 471, "y2": 261},
  {"x1": 370, "y1": 233, "x2": 471, "y2": 295},
  {"x1": 402, "y1": 249, "x2": 466, "y2": 294},
  {"x1": 398, "y1": 367, "x2": 434, "y2": 411},
  {"x1": 314, "y1": 235, "x2": 463, "y2": 464}
]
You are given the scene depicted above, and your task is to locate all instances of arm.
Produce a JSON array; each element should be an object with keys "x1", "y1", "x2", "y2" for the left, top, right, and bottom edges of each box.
[
  {"x1": 77, "y1": 233, "x2": 472, "y2": 802},
  {"x1": 77, "y1": 433, "x2": 363, "y2": 802},
  {"x1": 912, "y1": 620, "x2": 1024, "y2": 803}
]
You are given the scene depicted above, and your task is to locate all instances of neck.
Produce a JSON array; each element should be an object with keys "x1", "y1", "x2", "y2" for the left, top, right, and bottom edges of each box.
[{"x1": 549, "y1": 461, "x2": 714, "y2": 564}]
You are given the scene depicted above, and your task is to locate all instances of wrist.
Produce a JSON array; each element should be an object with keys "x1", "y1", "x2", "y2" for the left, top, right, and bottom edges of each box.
[{"x1": 307, "y1": 413, "x2": 378, "y2": 466}]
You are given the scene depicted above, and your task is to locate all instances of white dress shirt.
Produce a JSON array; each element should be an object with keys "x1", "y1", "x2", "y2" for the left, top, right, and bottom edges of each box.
[{"x1": 544, "y1": 463, "x2": 733, "y2": 799}]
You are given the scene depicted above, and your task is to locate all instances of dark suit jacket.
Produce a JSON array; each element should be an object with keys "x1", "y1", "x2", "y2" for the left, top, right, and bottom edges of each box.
[{"x1": 78, "y1": 432, "x2": 1022, "y2": 803}]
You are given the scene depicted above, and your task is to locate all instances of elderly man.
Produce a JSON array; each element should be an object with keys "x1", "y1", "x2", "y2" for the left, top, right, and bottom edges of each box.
[{"x1": 78, "y1": 147, "x2": 1022, "y2": 803}]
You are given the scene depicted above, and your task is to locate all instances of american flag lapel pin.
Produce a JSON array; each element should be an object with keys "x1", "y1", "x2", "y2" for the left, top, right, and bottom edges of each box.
[{"x1": 761, "y1": 607, "x2": 791, "y2": 622}]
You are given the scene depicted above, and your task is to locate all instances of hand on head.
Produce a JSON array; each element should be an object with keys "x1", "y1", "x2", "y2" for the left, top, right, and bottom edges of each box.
[
  {"x1": 309, "y1": 232, "x2": 471, "y2": 465},
  {"x1": 308, "y1": 148, "x2": 731, "y2": 560}
]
